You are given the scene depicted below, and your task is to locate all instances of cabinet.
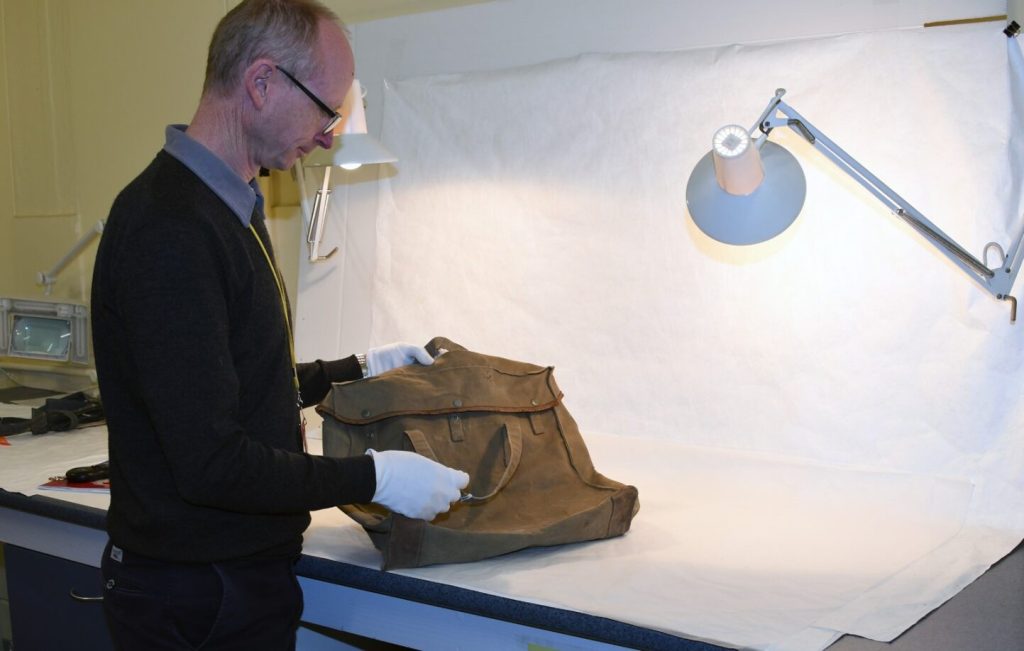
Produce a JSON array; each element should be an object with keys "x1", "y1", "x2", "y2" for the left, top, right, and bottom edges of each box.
[{"x1": 5, "y1": 544, "x2": 113, "y2": 650}]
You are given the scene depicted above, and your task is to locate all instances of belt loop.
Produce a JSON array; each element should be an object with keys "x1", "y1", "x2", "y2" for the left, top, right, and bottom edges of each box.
[{"x1": 448, "y1": 413, "x2": 465, "y2": 442}]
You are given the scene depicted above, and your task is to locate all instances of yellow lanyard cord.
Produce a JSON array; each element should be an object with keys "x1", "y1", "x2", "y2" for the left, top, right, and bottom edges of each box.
[{"x1": 249, "y1": 223, "x2": 307, "y2": 451}]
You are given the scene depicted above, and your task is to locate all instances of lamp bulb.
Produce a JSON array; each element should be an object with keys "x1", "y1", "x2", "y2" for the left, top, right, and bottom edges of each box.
[{"x1": 712, "y1": 125, "x2": 751, "y2": 159}]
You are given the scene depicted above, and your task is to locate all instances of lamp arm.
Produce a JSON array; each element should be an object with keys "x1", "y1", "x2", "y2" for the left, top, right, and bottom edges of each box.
[
  {"x1": 759, "y1": 97, "x2": 1021, "y2": 307},
  {"x1": 295, "y1": 160, "x2": 338, "y2": 263},
  {"x1": 750, "y1": 88, "x2": 789, "y2": 143},
  {"x1": 36, "y1": 220, "x2": 106, "y2": 296}
]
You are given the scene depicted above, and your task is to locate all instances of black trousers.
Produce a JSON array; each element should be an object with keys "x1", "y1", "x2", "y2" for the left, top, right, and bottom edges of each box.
[{"x1": 101, "y1": 540, "x2": 303, "y2": 651}]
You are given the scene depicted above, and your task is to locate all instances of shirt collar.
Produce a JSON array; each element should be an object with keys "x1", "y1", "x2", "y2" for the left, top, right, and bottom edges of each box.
[{"x1": 162, "y1": 125, "x2": 263, "y2": 227}]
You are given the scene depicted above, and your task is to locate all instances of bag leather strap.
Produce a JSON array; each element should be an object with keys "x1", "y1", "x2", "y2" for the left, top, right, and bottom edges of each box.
[{"x1": 404, "y1": 424, "x2": 522, "y2": 504}]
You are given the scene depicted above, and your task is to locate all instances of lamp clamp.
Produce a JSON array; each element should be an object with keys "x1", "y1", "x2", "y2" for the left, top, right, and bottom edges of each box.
[{"x1": 1002, "y1": 295, "x2": 1018, "y2": 322}]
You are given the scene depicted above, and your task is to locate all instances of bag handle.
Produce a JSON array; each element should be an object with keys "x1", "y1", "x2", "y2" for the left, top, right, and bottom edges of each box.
[{"x1": 404, "y1": 423, "x2": 522, "y2": 504}]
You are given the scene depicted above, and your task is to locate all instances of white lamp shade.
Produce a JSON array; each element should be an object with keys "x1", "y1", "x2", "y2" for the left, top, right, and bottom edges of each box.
[
  {"x1": 302, "y1": 79, "x2": 397, "y2": 168},
  {"x1": 311, "y1": 133, "x2": 398, "y2": 169},
  {"x1": 687, "y1": 139, "x2": 806, "y2": 245}
]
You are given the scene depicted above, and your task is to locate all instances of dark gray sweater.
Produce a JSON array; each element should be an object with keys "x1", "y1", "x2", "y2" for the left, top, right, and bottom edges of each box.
[{"x1": 92, "y1": 151, "x2": 374, "y2": 562}]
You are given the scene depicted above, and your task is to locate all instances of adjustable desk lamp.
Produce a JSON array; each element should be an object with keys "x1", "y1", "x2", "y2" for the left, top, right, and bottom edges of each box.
[
  {"x1": 0, "y1": 218, "x2": 104, "y2": 372},
  {"x1": 686, "y1": 23, "x2": 1024, "y2": 322},
  {"x1": 295, "y1": 79, "x2": 396, "y2": 263}
]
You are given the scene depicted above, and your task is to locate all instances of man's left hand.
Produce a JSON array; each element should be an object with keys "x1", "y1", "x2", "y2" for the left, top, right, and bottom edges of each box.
[{"x1": 366, "y1": 342, "x2": 434, "y2": 377}]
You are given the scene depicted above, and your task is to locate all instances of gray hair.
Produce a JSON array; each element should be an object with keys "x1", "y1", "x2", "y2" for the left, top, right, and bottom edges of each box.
[{"x1": 203, "y1": 0, "x2": 342, "y2": 95}]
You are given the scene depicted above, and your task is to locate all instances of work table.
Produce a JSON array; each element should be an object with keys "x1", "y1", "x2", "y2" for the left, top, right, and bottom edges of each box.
[
  {"x1": 0, "y1": 425, "x2": 712, "y2": 651},
  {"x1": 4, "y1": 425, "x2": 1021, "y2": 651}
]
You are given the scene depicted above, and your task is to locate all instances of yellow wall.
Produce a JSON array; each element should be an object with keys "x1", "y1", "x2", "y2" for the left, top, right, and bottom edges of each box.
[
  {"x1": 0, "y1": 0, "x2": 303, "y2": 307},
  {"x1": 0, "y1": 3, "x2": 11, "y2": 293}
]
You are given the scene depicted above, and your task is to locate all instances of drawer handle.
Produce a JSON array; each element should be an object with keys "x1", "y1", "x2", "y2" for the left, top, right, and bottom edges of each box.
[{"x1": 69, "y1": 588, "x2": 104, "y2": 602}]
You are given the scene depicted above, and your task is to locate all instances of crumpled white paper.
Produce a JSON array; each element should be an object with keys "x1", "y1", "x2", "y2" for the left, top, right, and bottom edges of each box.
[
  {"x1": 303, "y1": 432, "x2": 975, "y2": 650},
  {"x1": 340, "y1": 22, "x2": 1024, "y2": 650}
]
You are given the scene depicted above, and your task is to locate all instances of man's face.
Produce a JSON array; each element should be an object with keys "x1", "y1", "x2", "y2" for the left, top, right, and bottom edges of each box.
[{"x1": 259, "y1": 20, "x2": 354, "y2": 170}]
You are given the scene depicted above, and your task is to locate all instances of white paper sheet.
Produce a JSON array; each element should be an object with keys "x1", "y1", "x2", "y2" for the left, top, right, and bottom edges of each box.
[
  {"x1": 352, "y1": 22, "x2": 1024, "y2": 650},
  {"x1": 304, "y1": 432, "x2": 974, "y2": 650},
  {"x1": 0, "y1": 425, "x2": 111, "y2": 510}
]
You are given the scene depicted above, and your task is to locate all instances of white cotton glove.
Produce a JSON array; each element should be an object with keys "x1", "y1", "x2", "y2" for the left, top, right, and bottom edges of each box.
[
  {"x1": 365, "y1": 342, "x2": 434, "y2": 377},
  {"x1": 367, "y1": 449, "x2": 469, "y2": 520}
]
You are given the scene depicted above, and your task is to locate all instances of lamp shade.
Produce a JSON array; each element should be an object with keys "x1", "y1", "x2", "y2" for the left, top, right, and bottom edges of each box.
[
  {"x1": 302, "y1": 79, "x2": 397, "y2": 169},
  {"x1": 687, "y1": 131, "x2": 806, "y2": 245}
]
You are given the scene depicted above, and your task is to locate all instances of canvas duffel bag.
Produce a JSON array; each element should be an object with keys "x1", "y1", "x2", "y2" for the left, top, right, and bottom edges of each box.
[{"x1": 317, "y1": 336, "x2": 639, "y2": 570}]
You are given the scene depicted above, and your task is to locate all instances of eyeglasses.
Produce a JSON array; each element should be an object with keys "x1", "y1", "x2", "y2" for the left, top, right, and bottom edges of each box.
[{"x1": 277, "y1": 66, "x2": 342, "y2": 135}]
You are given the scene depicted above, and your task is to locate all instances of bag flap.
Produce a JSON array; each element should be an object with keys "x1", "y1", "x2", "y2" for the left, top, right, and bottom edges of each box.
[{"x1": 319, "y1": 348, "x2": 563, "y2": 424}]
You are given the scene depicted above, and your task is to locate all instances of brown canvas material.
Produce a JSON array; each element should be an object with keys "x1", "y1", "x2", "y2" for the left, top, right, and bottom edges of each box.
[{"x1": 317, "y1": 337, "x2": 640, "y2": 570}]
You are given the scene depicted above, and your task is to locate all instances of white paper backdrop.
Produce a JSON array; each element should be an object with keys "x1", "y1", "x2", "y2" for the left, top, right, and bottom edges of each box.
[{"x1": 349, "y1": 23, "x2": 1024, "y2": 650}]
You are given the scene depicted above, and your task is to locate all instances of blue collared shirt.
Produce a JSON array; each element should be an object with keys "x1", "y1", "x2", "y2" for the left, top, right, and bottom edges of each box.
[{"x1": 162, "y1": 124, "x2": 264, "y2": 227}]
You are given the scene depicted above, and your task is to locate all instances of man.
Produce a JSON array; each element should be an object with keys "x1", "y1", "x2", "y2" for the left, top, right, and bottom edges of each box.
[{"x1": 90, "y1": 1, "x2": 468, "y2": 648}]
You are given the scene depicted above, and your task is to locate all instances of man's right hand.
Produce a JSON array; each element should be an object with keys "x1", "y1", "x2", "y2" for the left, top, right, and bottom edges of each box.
[{"x1": 366, "y1": 449, "x2": 469, "y2": 520}]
